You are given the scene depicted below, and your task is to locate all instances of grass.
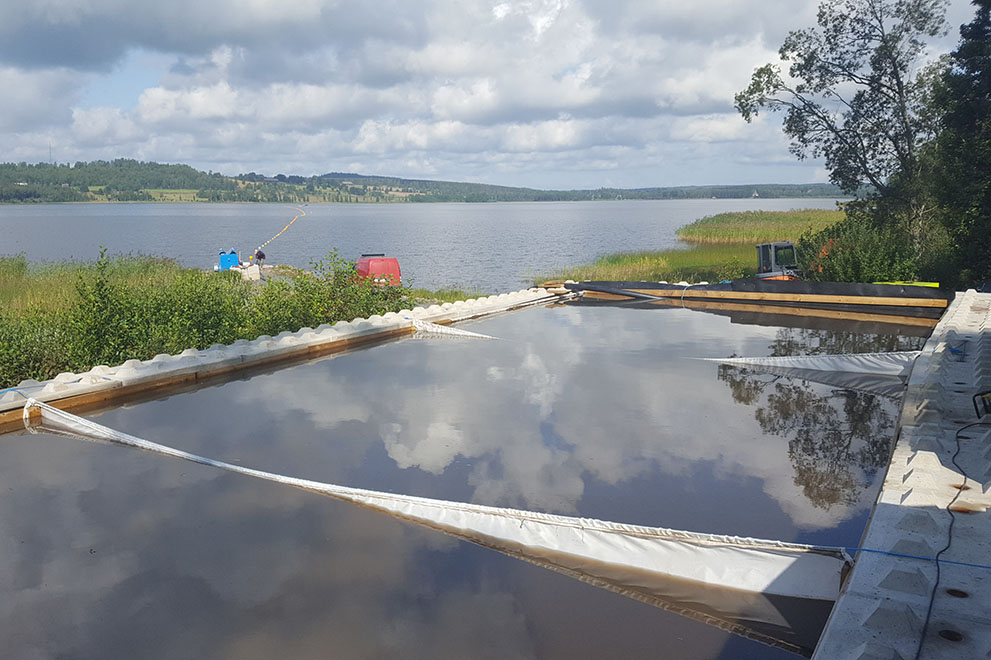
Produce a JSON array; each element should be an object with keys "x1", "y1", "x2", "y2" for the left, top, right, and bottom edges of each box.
[
  {"x1": 539, "y1": 209, "x2": 844, "y2": 284},
  {"x1": 544, "y1": 245, "x2": 755, "y2": 284},
  {"x1": 0, "y1": 254, "x2": 182, "y2": 313},
  {"x1": 0, "y1": 253, "x2": 491, "y2": 388},
  {"x1": 675, "y1": 209, "x2": 843, "y2": 244},
  {"x1": 410, "y1": 287, "x2": 484, "y2": 304}
]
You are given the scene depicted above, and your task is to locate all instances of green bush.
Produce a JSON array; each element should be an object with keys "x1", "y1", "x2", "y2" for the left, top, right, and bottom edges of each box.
[
  {"x1": 245, "y1": 251, "x2": 414, "y2": 337},
  {"x1": 798, "y1": 215, "x2": 918, "y2": 283},
  {"x1": 0, "y1": 250, "x2": 417, "y2": 388}
]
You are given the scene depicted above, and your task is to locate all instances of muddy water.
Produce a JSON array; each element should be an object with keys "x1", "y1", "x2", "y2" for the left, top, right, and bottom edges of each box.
[{"x1": 0, "y1": 304, "x2": 925, "y2": 659}]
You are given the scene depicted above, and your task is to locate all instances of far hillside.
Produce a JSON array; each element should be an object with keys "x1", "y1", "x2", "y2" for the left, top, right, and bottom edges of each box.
[{"x1": 0, "y1": 159, "x2": 848, "y2": 204}]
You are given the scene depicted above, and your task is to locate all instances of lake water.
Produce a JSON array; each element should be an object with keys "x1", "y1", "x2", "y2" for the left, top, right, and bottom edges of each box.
[
  {"x1": 0, "y1": 302, "x2": 925, "y2": 659},
  {"x1": 0, "y1": 199, "x2": 843, "y2": 292}
]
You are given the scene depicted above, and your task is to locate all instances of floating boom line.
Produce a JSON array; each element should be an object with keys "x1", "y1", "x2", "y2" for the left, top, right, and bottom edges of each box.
[
  {"x1": 256, "y1": 206, "x2": 306, "y2": 252},
  {"x1": 22, "y1": 399, "x2": 851, "y2": 656}
]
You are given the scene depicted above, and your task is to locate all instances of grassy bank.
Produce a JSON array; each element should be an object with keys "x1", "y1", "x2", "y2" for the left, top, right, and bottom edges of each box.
[
  {"x1": 540, "y1": 208, "x2": 843, "y2": 284},
  {"x1": 0, "y1": 253, "x2": 474, "y2": 389}
]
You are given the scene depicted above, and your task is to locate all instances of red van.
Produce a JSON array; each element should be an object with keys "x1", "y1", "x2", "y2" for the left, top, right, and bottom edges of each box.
[{"x1": 356, "y1": 254, "x2": 401, "y2": 286}]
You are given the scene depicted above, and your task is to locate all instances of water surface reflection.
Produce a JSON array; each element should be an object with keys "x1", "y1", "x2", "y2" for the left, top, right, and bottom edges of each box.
[{"x1": 0, "y1": 305, "x2": 925, "y2": 659}]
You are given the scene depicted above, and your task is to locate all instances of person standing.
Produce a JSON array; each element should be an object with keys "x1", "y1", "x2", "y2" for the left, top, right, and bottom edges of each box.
[{"x1": 253, "y1": 248, "x2": 265, "y2": 268}]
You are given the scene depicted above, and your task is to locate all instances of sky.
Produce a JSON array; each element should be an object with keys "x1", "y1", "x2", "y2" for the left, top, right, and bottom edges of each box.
[{"x1": 0, "y1": 0, "x2": 979, "y2": 189}]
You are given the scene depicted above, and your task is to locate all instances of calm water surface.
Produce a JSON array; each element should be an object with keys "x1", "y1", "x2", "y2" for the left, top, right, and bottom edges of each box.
[
  {"x1": 0, "y1": 303, "x2": 925, "y2": 659},
  {"x1": 0, "y1": 199, "x2": 843, "y2": 292}
]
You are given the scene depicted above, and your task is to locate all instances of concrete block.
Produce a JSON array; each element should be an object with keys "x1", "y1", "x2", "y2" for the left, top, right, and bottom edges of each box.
[
  {"x1": 850, "y1": 641, "x2": 906, "y2": 660},
  {"x1": 894, "y1": 510, "x2": 941, "y2": 536},
  {"x1": 862, "y1": 601, "x2": 923, "y2": 637},
  {"x1": 878, "y1": 568, "x2": 932, "y2": 597}
]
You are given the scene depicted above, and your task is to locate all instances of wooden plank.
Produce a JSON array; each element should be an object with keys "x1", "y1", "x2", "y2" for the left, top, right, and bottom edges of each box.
[
  {"x1": 582, "y1": 291, "x2": 637, "y2": 301},
  {"x1": 649, "y1": 297, "x2": 940, "y2": 327},
  {"x1": 627, "y1": 288, "x2": 948, "y2": 308}
]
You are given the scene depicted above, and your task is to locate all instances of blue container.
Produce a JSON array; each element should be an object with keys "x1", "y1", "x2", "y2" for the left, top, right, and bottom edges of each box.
[{"x1": 217, "y1": 250, "x2": 239, "y2": 271}]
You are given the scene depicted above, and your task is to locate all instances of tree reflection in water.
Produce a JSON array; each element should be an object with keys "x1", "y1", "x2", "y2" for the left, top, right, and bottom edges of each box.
[{"x1": 718, "y1": 327, "x2": 926, "y2": 509}]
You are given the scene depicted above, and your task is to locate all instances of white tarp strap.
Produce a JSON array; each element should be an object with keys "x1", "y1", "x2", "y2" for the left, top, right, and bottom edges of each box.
[
  {"x1": 411, "y1": 319, "x2": 497, "y2": 340},
  {"x1": 703, "y1": 351, "x2": 920, "y2": 376},
  {"x1": 23, "y1": 399, "x2": 849, "y2": 607}
]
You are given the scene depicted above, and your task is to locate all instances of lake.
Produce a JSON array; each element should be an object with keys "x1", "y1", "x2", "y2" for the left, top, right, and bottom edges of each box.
[
  {"x1": 0, "y1": 301, "x2": 924, "y2": 659},
  {"x1": 0, "y1": 199, "x2": 843, "y2": 292}
]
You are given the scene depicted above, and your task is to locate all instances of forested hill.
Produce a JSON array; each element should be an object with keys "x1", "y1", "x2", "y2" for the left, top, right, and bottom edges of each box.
[{"x1": 0, "y1": 159, "x2": 846, "y2": 203}]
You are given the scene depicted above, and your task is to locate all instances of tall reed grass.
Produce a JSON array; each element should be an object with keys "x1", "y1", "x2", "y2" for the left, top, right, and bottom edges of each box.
[
  {"x1": 538, "y1": 209, "x2": 844, "y2": 284},
  {"x1": 675, "y1": 209, "x2": 843, "y2": 244}
]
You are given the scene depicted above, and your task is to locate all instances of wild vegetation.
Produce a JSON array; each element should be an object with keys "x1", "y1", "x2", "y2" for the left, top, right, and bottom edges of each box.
[
  {"x1": 737, "y1": 0, "x2": 991, "y2": 289},
  {"x1": 0, "y1": 252, "x2": 419, "y2": 389},
  {"x1": 542, "y1": 209, "x2": 840, "y2": 284},
  {"x1": 675, "y1": 209, "x2": 843, "y2": 244}
]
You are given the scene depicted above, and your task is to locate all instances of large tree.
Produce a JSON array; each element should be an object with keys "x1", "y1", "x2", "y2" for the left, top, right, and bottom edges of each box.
[
  {"x1": 931, "y1": 0, "x2": 991, "y2": 286},
  {"x1": 736, "y1": 0, "x2": 948, "y2": 196}
]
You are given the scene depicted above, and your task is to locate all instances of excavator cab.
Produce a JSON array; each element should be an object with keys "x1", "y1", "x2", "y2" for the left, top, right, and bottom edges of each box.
[{"x1": 756, "y1": 241, "x2": 800, "y2": 280}]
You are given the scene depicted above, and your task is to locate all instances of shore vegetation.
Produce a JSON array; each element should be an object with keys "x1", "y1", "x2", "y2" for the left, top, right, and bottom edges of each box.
[
  {"x1": 540, "y1": 209, "x2": 839, "y2": 284},
  {"x1": 0, "y1": 252, "x2": 468, "y2": 389}
]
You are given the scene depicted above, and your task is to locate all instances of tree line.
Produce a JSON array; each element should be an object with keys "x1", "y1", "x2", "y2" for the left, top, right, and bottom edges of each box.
[
  {"x1": 0, "y1": 158, "x2": 847, "y2": 205},
  {"x1": 737, "y1": 0, "x2": 991, "y2": 289}
]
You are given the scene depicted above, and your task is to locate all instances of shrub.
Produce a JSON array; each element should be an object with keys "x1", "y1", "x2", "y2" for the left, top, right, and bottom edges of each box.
[{"x1": 798, "y1": 214, "x2": 918, "y2": 283}]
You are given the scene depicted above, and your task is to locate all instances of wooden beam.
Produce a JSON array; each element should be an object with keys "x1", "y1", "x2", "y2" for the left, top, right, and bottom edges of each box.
[
  {"x1": 648, "y1": 297, "x2": 940, "y2": 327},
  {"x1": 627, "y1": 288, "x2": 948, "y2": 308}
]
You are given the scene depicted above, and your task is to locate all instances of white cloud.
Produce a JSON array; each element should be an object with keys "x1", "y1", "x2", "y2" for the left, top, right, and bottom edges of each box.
[{"x1": 0, "y1": 0, "x2": 977, "y2": 186}]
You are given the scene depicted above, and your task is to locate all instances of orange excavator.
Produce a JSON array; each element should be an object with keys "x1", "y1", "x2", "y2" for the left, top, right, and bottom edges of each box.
[{"x1": 756, "y1": 242, "x2": 801, "y2": 280}]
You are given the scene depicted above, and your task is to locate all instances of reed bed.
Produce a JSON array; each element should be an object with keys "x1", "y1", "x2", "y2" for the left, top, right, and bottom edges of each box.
[
  {"x1": 675, "y1": 209, "x2": 842, "y2": 244},
  {"x1": 546, "y1": 245, "x2": 754, "y2": 284},
  {"x1": 539, "y1": 208, "x2": 844, "y2": 284}
]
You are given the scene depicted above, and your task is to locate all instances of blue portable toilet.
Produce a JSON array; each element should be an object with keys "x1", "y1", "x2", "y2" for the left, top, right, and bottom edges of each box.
[{"x1": 216, "y1": 249, "x2": 239, "y2": 271}]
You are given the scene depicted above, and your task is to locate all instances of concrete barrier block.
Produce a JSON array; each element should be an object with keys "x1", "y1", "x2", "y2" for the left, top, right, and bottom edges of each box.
[
  {"x1": 850, "y1": 642, "x2": 906, "y2": 660},
  {"x1": 878, "y1": 568, "x2": 932, "y2": 597},
  {"x1": 894, "y1": 510, "x2": 941, "y2": 535},
  {"x1": 889, "y1": 538, "x2": 936, "y2": 558},
  {"x1": 0, "y1": 390, "x2": 27, "y2": 413},
  {"x1": 861, "y1": 601, "x2": 922, "y2": 637}
]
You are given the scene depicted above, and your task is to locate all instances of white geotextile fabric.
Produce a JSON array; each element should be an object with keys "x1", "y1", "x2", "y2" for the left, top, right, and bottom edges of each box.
[
  {"x1": 706, "y1": 351, "x2": 920, "y2": 376},
  {"x1": 24, "y1": 400, "x2": 848, "y2": 608},
  {"x1": 411, "y1": 319, "x2": 497, "y2": 339}
]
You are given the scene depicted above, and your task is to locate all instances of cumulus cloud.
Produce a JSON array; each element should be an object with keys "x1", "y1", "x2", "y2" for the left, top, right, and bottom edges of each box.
[{"x1": 0, "y1": 0, "x2": 977, "y2": 186}]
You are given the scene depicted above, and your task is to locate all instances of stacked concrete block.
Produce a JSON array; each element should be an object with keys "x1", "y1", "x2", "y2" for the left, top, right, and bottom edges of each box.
[{"x1": 814, "y1": 289, "x2": 991, "y2": 660}]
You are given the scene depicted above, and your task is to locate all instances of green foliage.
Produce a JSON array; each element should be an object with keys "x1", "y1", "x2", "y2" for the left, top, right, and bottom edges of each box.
[
  {"x1": 244, "y1": 251, "x2": 414, "y2": 337},
  {"x1": 736, "y1": 0, "x2": 947, "y2": 195},
  {"x1": 929, "y1": 0, "x2": 991, "y2": 287},
  {"x1": 0, "y1": 309, "x2": 74, "y2": 387},
  {"x1": 797, "y1": 213, "x2": 918, "y2": 282},
  {"x1": 0, "y1": 251, "x2": 416, "y2": 388},
  {"x1": 69, "y1": 248, "x2": 138, "y2": 366},
  {"x1": 410, "y1": 288, "x2": 482, "y2": 304},
  {"x1": 0, "y1": 254, "x2": 28, "y2": 279},
  {"x1": 0, "y1": 158, "x2": 848, "y2": 205}
]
